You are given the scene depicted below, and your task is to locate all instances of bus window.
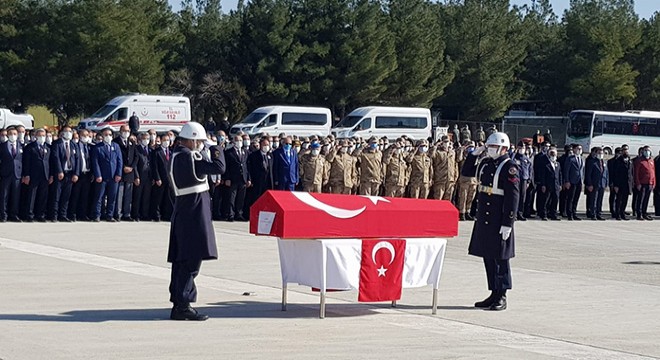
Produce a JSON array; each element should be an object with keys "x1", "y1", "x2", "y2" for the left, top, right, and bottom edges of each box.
[
  {"x1": 568, "y1": 112, "x2": 592, "y2": 137},
  {"x1": 593, "y1": 115, "x2": 604, "y2": 136}
]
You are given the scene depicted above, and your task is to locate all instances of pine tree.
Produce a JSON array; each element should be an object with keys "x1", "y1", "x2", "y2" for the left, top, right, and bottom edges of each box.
[{"x1": 631, "y1": 13, "x2": 660, "y2": 110}]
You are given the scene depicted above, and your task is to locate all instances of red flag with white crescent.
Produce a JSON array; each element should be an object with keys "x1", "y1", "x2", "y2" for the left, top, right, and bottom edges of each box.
[{"x1": 358, "y1": 239, "x2": 406, "y2": 302}]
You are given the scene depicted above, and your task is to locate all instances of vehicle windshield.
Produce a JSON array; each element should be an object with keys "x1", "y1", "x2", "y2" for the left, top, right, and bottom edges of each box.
[
  {"x1": 568, "y1": 112, "x2": 593, "y2": 138},
  {"x1": 90, "y1": 105, "x2": 117, "y2": 119},
  {"x1": 240, "y1": 112, "x2": 267, "y2": 124},
  {"x1": 335, "y1": 115, "x2": 362, "y2": 128}
]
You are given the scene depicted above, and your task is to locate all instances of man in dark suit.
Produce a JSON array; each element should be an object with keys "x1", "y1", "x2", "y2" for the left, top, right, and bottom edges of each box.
[
  {"x1": 272, "y1": 136, "x2": 299, "y2": 191},
  {"x1": 607, "y1": 147, "x2": 621, "y2": 218},
  {"x1": 612, "y1": 145, "x2": 634, "y2": 220},
  {"x1": 131, "y1": 132, "x2": 152, "y2": 221},
  {"x1": 222, "y1": 135, "x2": 250, "y2": 221},
  {"x1": 22, "y1": 128, "x2": 52, "y2": 222},
  {"x1": 584, "y1": 147, "x2": 606, "y2": 220},
  {"x1": 536, "y1": 146, "x2": 560, "y2": 220},
  {"x1": 128, "y1": 112, "x2": 140, "y2": 135},
  {"x1": 245, "y1": 138, "x2": 273, "y2": 215},
  {"x1": 50, "y1": 126, "x2": 81, "y2": 222},
  {"x1": 113, "y1": 125, "x2": 139, "y2": 221},
  {"x1": 557, "y1": 144, "x2": 572, "y2": 217},
  {"x1": 0, "y1": 127, "x2": 24, "y2": 222},
  {"x1": 150, "y1": 134, "x2": 173, "y2": 221},
  {"x1": 91, "y1": 128, "x2": 123, "y2": 222},
  {"x1": 562, "y1": 144, "x2": 584, "y2": 220},
  {"x1": 69, "y1": 130, "x2": 94, "y2": 221}
]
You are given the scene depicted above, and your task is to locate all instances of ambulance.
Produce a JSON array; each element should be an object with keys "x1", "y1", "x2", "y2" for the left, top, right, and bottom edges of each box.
[{"x1": 79, "y1": 94, "x2": 191, "y2": 133}]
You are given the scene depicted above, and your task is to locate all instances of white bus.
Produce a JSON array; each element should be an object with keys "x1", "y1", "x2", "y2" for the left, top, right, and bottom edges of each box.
[{"x1": 566, "y1": 110, "x2": 660, "y2": 155}]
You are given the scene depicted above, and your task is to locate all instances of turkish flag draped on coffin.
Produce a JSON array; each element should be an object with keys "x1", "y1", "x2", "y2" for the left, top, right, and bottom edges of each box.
[{"x1": 359, "y1": 239, "x2": 406, "y2": 302}]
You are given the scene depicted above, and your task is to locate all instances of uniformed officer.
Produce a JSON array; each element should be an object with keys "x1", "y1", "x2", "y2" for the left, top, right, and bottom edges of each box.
[
  {"x1": 382, "y1": 139, "x2": 408, "y2": 197},
  {"x1": 167, "y1": 122, "x2": 225, "y2": 321},
  {"x1": 457, "y1": 142, "x2": 478, "y2": 221},
  {"x1": 299, "y1": 142, "x2": 327, "y2": 193},
  {"x1": 406, "y1": 140, "x2": 433, "y2": 199},
  {"x1": 462, "y1": 132, "x2": 519, "y2": 311},
  {"x1": 357, "y1": 137, "x2": 383, "y2": 196},
  {"x1": 326, "y1": 139, "x2": 356, "y2": 194}
]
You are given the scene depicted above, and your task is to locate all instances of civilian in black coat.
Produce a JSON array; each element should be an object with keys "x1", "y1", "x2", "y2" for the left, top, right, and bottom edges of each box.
[
  {"x1": 0, "y1": 127, "x2": 24, "y2": 222},
  {"x1": 584, "y1": 147, "x2": 606, "y2": 220},
  {"x1": 245, "y1": 138, "x2": 273, "y2": 216},
  {"x1": 607, "y1": 148, "x2": 621, "y2": 218},
  {"x1": 50, "y1": 126, "x2": 81, "y2": 221},
  {"x1": 113, "y1": 126, "x2": 140, "y2": 221},
  {"x1": 150, "y1": 135, "x2": 173, "y2": 221},
  {"x1": 612, "y1": 147, "x2": 634, "y2": 220},
  {"x1": 222, "y1": 136, "x2": 250, "y2": 221},
  {"x1": 69, "y1": 131, "x2": 94, "y2": 221},
  {"x1": 131, "y1": 133, "x2": 153, "y2": 221},
  {"x1": 22, "y1": 129, "x2": 52, "y2": 222}
]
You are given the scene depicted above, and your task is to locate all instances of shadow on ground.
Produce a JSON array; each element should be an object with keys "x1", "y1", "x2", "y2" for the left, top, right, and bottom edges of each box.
[{"x1": 622, "y1": 261, "x2": 660, "y2": 265}]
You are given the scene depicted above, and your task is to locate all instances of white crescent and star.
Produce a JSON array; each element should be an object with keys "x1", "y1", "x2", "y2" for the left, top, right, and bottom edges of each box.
[
  {"x1": 372, "y1": 241, "x2": 396, "y2": 277},
  {"x1": 291, "y1": 192, "x2": 390, "y2": 219}
]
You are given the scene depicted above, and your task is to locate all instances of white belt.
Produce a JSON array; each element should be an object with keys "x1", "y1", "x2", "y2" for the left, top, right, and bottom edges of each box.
[
  {"x1": 478, "y1": 185, "x2": 504, "y2": 196},
  {"x1": 173, "y1": 182, "x2": 209, "y2": 197},
  {"x1": 478, "y1": 158, "x2": 510, "y2": 196}
]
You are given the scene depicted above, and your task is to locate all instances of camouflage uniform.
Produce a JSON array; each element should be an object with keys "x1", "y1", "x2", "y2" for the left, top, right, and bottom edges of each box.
[
  {"x1": 432, "y1": 147, "x2": 458, "y2": 200},
  {"x1": 326, "y1": 146, "x2": 356, "y2": 194},
  {"x1": 383, "y1": 147, "x2": 408, "y2": 197},
  {"x1": 300, "y1": 152, "x2": 328, "y2": 193},
  {"x1": 407, "y1": 147, "x2": 433, "y2": 199},
  {"x1": 357, "y1": 145, "x2": 383, "y2": 196}
]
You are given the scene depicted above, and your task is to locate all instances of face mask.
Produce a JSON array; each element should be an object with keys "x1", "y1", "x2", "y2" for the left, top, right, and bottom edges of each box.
[
  {"x1": 517, "y1": 149, "x2": 524, "y2": 155},
  {"x1": 340, "y1": 147, "x2": 348, "y2": 153},
  {"x1": 61, "y1": 131, "x2": 72, "y2": 141},
  {"x1": 283, "y1": 143, "x2": 292, "y2": 151},
  {"x1": 243, "y1": 140, "x2": 250, "y2": 147},
  {"x1": 597, "y1": 153, "x2": 604, "y2": 160},
  {"x1": 420, "y1": 146, "x2": 428, "y2": 153},
  {"x1": 0, "y1": 136, "x2": 6, "y2": 143},
  {"x1": 323, "y1": 145, "x2": 330, "y2": 152},
  {"x1": 378, "y1": 145, "x2": 384, "y2": 151},
  {"x1": 8, "y1": 135, "x2": 17, "y2": 143},
  {"x1": 348, "y1": 146, "x2": 355, "y2": 153},
  {"x1": 18, "y1": 133, "x2": 25, "y2": 142},
  {"x1": 272, "y1": 142, "x2": 279, "y2": 149},
  {"x1": 217, "y1": 136, "x2": 225, "y2": 144},
  {"x1": 46, "y1": 136, "x2": 53, "y2": 145},
  {"x1": 550, "y1": 156, "x2": 557, "y2": 162},
  {"x1": 487, "y1": 147, "x2": 500, "y2": 158},
  {"x1": 370, "y1": 143, "x2": 378, "y2": 150},
  {"x1": 294, "y1": 146, "x2": 301, "y2": 153},
  {"x1": 161, "y1": 141, "x2": 170, "y2": 148},
  {"x1": 644, "y1": 150, "x2": 651, "y2": 158},
  {"x1": 169, "y1": 135, "x2": 176, "y2": 142},
  {"x1": 140, "y1": 139, "x2": 150, "y2": 146},
  {"x1": 302, "y1": 143, "x2": 309, "y2": 150},
  {"x1": 120, "y1": 132, "x2": 130, "y2": 140},
  {"x1": 37, "y1": 136, "x2": 46, "y2": 145},
  {"x1": 311, "y1": 149, "x2": 320, "y2": 156},
  {"x1": 80, "y1": 137, "x2": 90, "y2": 144},
  {"x1": 72, "y1": 138, "x2": 79, "y2": 144},
  {"x1": 103, "y1": 135, "x2": 113, "y2": 144},
  {"x1": 405, "y1": 146, "x2": 411, "y2": 152},
  {"x1": 149, "y1": 134, "x2": 157, "y2": 141},
  {"x1": 575, "y1": 149, "x2": 582, "y2": 156},
  {"x1": 205, "y1": 140, "x2": 217, "y2": 147}
]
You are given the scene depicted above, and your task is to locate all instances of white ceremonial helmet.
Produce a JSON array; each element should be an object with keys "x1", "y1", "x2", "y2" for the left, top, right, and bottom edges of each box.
[
  {"x1": 485, "y1": 132, "x2": 510, "y2": 149},
  {"x1": 179, "y1": 122, "x2": 207, "y2": 140}
]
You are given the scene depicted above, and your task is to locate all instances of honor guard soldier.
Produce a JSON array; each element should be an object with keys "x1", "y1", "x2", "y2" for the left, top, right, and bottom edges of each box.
[
  {"x1": 462, "y1": 132, "x2": 519, "y2": 311},
  {"x1": 167, "y1": 122, "x2": 226, "y2": 321}
]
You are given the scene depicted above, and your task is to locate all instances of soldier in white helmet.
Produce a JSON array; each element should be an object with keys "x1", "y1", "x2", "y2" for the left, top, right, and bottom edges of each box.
[
  {"x1": 462, "y1": 132, "x2": 519, "y2": 311},
  {"x1": 167, "y1": 121, "x2": 225, "y2": 321}
]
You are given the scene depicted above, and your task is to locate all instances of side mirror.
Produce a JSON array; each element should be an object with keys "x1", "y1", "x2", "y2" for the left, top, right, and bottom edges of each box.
[{"x1": 355, "y1": 125, "x2": 362, "y2": 131}]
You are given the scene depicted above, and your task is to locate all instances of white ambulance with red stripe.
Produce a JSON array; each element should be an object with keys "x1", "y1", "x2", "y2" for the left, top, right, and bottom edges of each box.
[{"x1": 78, "y1": 94, "x2": 191, "y2": 133}]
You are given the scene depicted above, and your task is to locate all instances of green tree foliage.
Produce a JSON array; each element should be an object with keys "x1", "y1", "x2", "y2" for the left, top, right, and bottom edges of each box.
[
  {"x1": 562, "y1": 0, "x2": 641, "y2": 110},
  {"x1": 632, "y1": 13, "x2": 660, "y2": 110},
  {"x1": 383, "y1": 0, "x2": 453, "y2": 107},
  {"x1": 439, "y1": 0, "x2": 528, "y2": 121}
]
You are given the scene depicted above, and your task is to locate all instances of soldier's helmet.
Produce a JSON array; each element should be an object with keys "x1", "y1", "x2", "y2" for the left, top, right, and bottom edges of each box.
[
  {"x1": 179, "y1": 122, "x2": 207, "y2": 140},
  {"x1": 485, "y1": 132, "x2": 510, "y2": 149}
]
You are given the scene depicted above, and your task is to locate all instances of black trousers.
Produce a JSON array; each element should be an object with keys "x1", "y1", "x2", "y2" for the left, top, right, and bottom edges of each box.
[
  {"x1": 517, "y1": 180, "x2": 529, "y2": 216},
  {"x1": 0, "y1": 176, "x2": 21, "y2": 220},
  {"x1": 565, "y1": 183, "x2": 582, "y2": 217},
  {"x1": 151, "y1": 181, "x2": 173, "y2": 221},
  {"x1": 211, "y1": 183, "x2": 223, "y2": 219},
  {"x1": 131, "y1": 177, "x2": 152, "y2": 220},
  {"x1": 635, "y1": 184, "x2": 653, "y2": 217},
  {"x1": 53, "y1": 172, "x2": 75, "y2": 219},
  {"x1": 483, "y1": 258, "x2": 512, "y2": 291},
  {"x1": 70, "y1": 172, "x2": 93, "y2": 220},
  {"x1": 169, "y1": 259, "x2": 202, "y2": 307},
  {"x1": 223, "y1": 182, "x2": 246, "y2": 219},
  {"x1": 27, "y1": 179, "x2": 49, "y2": 220},
  {"x1": 616, "y1": 190, "x2": 630, "y2": 218},
  {"x1": 609, "y1": 188, "x2": 617, "y2": 217},
  {"x1": 632, "y1": 188, "x2": 639, "y2": 215},
  {"x1": 523, "y1": 182, "x2": 536, "y2": 217},
  {"x1": 559, "y1": 188, "x2": 568, "y2": 216},
  {"x1": 654, "y1": 187, "x2": 660, "y2": 216},
  {"x1": 586, "y1": 187, "x2": 604, "y2": 218}
]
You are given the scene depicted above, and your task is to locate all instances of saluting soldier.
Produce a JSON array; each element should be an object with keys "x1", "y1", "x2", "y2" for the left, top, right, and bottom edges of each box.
[
  {"x1": 356, "y1": 137, "x2": 383, "y2": 196},
  {"x1": 382, "y1": 139, "x2": 408, "y2": 197},
  {"x1": 462, "y1": 132, "x2": 519, "y2": 311},
  {"x1": 167, "y1": 122, "x2": 225, "y2": 321},
  {"x1": 326, "y1": 139, "x2": 356, "y2": 194},
  {"x1": 300, "y1": 142, "x2": 327, "y2": 193},
  {"x1": 406, "y1": 140, "x2": 433, "y2": 199}
]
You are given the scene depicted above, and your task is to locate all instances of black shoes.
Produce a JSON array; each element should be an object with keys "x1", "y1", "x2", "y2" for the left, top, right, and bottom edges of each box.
[
  {"x1": 474, "y1": 292, "x2": 497, "y2": 308},
  {"x1": 459, "y1": 213, "x2": 465, "y2": 221},
  {"x1": 516, "y1": 215, "x2": 527, "y2": 221},
  {"x1": 487, "y1": 294, "x2": 507, "y2": 311},
  {"x1": 644, "y1": 215, "x2": 653, "y2": 221},
  {"x1": 596, "y1": 216, "x2": 606, "y2": 221},
  {"x1": 465, "y1": 214, "x2": 475, "y2": 221},
  {"x1": 170, "y1": 306, "x2": 209, "y2": 321}
]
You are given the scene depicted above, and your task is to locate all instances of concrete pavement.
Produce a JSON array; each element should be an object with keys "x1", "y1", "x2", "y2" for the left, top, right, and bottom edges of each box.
[{"x1": 0, "y1": 216, "x2": 659, "y2": 359}]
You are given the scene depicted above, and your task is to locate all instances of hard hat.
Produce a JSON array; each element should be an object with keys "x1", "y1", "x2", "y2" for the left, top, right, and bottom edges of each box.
[
  {"x1": 485, "y1": 132, "x2": 510, "y2": 149},
  {"x1": 179, "y1": 122, "x2": 206, "y2": 140}
]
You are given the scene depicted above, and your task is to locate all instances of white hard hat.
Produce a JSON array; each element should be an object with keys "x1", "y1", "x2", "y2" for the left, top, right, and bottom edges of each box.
[
  {"x1": 485, "y1": 132, "x2": 510, "y2": 149},
  {"x1": 179, "y1": 122, "x2": 206, "y2": 140}
]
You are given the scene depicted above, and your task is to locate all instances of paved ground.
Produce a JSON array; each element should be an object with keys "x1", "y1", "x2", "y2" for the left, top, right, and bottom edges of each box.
[{"x1": 0, "y1": 211, "x2": 659, "y2": 359}]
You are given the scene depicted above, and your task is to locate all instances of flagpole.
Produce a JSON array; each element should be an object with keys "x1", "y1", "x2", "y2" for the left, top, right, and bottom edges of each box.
[
  {"x1": 432, "y1": 289, "x2": 438, "y2": 315},
  {"x1": 281, "y1": 284, "x2": 287, "y2": 311}
]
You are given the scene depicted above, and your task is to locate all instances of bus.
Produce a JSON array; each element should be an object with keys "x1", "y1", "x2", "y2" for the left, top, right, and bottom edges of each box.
[{"x1": 566, "y1": 110, "x2": 660, "y2": 155}]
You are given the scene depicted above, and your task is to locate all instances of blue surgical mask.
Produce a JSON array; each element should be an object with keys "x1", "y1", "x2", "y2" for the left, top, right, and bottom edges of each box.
[
  {"x1": 369, "y1": 143, "x2": 378, "y2": 150},
  {"x1": 283, "y1": 143, "x2": 292, "y2": 151}
]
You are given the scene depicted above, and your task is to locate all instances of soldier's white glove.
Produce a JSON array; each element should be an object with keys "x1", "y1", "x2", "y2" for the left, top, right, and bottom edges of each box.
[
  {"x1": 471, "y1": 146, "x2": 486, "y2": 156},
  {"x1": 499, "y1": 226, "x2": 512, "y2": 241}
]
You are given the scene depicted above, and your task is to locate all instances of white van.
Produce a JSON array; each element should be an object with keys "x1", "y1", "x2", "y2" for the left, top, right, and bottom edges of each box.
[
  {"x1": 79, "y1": 94, "x2": 191, "y2": 133},
  {"x1": 230, "y1": 106, "x2": 332, "y2": 137},
  {"x1": 332, "y1": 107, "x2": 432, "y2": 140},
  {"x1": 0, "y1": 108, "x2": 34, "y2": 129}
]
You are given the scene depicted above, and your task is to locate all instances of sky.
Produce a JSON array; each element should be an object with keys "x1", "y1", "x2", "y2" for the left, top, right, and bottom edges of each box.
[{"x1": 168, "y1": 0, "x2": 657, "y2": 18}]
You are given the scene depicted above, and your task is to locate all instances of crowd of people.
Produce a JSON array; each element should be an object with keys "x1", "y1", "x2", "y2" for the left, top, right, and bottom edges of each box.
[{"x1": 0, "y1": 122, "x2": 657, "y2": 224}]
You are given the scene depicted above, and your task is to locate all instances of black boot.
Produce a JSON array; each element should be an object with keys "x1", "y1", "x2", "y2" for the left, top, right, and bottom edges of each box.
[
  {"x1": 486, "y1": 291, "x2": 507, "y2": 311},
  {"x1": 465, "y1": 214, "x2": 475, "y2": 221},
  {"x1": 459, "y1": 213, "x2": 466, "y2": 221},
  {"x1": 170, "y1": 305, "x2": 209, "y2": 321},
  {"x1": 474, "y1": 291, "x2": 497, "y2": 308}
]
